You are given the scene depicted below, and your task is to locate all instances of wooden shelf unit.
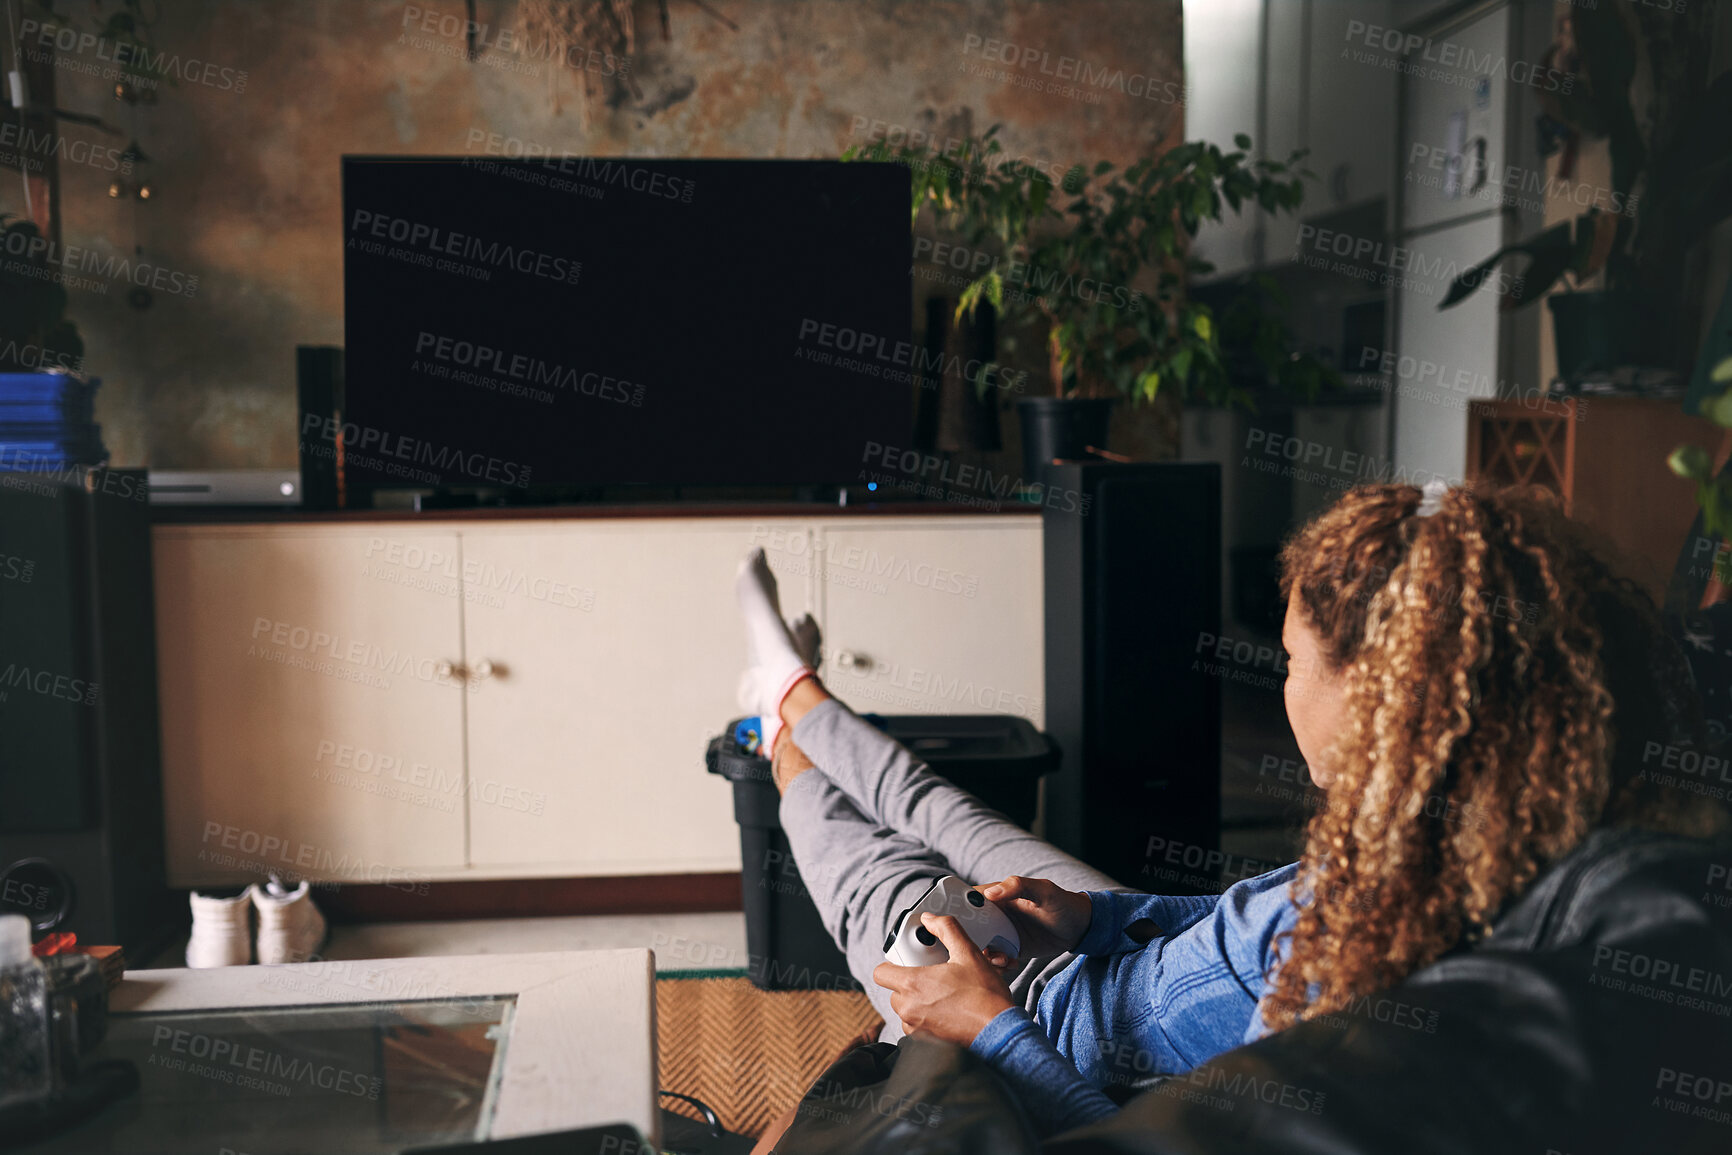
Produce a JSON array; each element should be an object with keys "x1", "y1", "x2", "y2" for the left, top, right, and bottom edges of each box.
[{"x1": 1465, "y1": 395, "x2": 1724, "y2": 599}]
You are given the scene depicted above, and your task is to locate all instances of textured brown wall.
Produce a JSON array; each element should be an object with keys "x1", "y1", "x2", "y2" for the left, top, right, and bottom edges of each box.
[{"x1": 32, "y1": 0, "x2": 1182, "y2": 468}]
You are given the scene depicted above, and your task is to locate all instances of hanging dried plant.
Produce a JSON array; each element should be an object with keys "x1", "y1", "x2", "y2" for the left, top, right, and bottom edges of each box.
[{"x1": 518, "y1": 0, "x2": 638, "y2": 125}]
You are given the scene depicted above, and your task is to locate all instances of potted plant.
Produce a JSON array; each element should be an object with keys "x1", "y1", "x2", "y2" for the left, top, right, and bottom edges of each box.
[
  {"x1": 1435, "y1": 3, "x2": 1732, "y2": 618},
  {"x1": 1437, "y1": 4, "x2": 1732, "y2": 381},
  {"x1": 846, "y1": 128, "x2": 1337, "y2": 475}
]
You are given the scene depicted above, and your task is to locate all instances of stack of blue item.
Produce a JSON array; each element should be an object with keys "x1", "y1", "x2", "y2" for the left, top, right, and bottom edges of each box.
[{"x1": 0, "y1": 374, "x2": 107, "y2": 471}]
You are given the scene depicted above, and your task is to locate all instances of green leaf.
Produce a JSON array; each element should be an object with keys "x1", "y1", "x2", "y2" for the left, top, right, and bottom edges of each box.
[
  {"x1": 1137, "y1": 368, "x2": 1160, "y2": 402},
  {"x1": 1669, "y1": 444, "x2": 1712, "y2": 480},
  {"x1": 1234, "y1": 133, "x2": 1252, "y2": 150},
  {"x1": 956, "y1": 279, "x2": 984, "y2": 322},
  {"x1": 973, "y1": 362, "x2": 995, "y2": 401},
  {"x1": 1171, "y1": 346, "x2": 1194, "y2": 384},
  {"x1": 1192, "y1": 313, "x2": 1213, "y2": 342},
  {"x1": 1704, "y1": 477, "x2": 1732, "y2": 543},
  {"x1": 1054, "y1": 323, "x2": 1077, "y2": 371},
  {"x1": 1190, "y1": 184, "x2": 1215, "y2": 222},
  {"x1": 1441, "y1": 221, "x2": 1575, "y2": 309},
  {"x1": 1713, "y1": 355, "x2": 1732, "y2": 384},
  {"x1": 1029, "y1": 177, "x2": 1050, "y2": 220},
  {"x1": 1704, "y1": 385, "x2": 1732, "y2": 430}
]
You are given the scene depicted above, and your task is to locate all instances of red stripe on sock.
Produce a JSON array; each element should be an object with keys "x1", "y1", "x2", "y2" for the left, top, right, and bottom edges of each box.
[{"x1": 774, "y1": 668, "x2": 814, "y2": 710}]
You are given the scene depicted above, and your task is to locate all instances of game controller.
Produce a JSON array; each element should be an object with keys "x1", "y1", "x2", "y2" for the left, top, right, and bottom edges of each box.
[{"x1": 883, "y1": 875, "x2": 1020, "y2": 966}]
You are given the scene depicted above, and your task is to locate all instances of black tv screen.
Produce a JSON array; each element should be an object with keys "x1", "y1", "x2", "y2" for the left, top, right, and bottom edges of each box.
[{"x1": 340, "y1": 157, "x2": 912, "y2": 489}]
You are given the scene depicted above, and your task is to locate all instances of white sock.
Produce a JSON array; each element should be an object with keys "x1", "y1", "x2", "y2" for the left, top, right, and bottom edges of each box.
[
  {"x1": 736, "y1": 548, "x2": 815, "y2": 754},
  {"x1": 735, "y1": 611, "x2": 822, "y2": 746}
]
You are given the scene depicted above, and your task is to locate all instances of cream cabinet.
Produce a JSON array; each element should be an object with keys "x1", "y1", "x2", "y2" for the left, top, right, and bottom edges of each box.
[
  {"x1": 154, "y1": 513, "x2": 1042, "y2": 886},
  {"x1": 811, "y1": 522, "x2": 1044, "y2": 726},
  {"x1": 459, "y1": 520, "x2": 813, "y2": 875},
  {"x1": 153, "y1": 526, "x2": 471, "y2": 887}
]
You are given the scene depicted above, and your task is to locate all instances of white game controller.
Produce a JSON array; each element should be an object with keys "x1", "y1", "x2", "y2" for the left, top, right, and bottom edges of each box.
[{"x1": 883, "y1": 875, "x2": 1020, "y2": 966}]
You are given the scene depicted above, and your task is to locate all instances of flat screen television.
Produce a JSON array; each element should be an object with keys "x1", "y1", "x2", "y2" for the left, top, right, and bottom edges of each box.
[{"x1": 340, "y1": 156, "x2": 912, "y2": 490}]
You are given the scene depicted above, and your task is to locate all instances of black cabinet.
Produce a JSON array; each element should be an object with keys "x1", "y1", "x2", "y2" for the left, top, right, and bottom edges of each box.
[
  {"x1": 0, "y1": 470, "x2": 174, "y2": 958},
  {"x1": 1042, "y1": 462, "x2": 1223, "y2": 892}
]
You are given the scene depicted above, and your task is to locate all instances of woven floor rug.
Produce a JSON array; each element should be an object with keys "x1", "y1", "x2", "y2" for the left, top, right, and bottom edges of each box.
[{"x1": 656, "y1": 973, "x2": 884, "y2": 1139}]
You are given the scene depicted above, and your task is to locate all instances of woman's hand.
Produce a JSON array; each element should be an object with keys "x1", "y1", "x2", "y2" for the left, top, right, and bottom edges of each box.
[
  {"x1": 872, "y1": 914, "x2": 1017, "y2": 1046},
  {"x1": 978, "y1": 876, "x2": 1093, "y2": 960}
]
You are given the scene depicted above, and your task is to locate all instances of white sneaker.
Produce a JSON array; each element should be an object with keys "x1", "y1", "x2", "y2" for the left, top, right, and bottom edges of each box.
[
  {"x1": 185, "y1": 889, "x2": 253, "y2": 968},
  {"x1": 251, "y1": 877, "x2": 327, "y2": 965}
]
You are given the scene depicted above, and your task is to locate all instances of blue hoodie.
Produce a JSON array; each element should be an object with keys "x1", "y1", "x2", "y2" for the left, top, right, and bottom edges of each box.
[{"x1": 968, "y1": 865, "x2": 1302, "y2": 1136}]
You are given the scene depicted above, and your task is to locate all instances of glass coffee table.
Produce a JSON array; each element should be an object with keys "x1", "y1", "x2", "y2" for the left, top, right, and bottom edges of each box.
[{"x1": 20, "y1": 950, "x2": 659, "y2": 1154}]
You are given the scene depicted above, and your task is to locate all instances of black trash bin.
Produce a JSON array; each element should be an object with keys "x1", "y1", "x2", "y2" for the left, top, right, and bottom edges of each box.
[{"x1": 705, "y1": 713, "x2": 1059, "y2": 991}]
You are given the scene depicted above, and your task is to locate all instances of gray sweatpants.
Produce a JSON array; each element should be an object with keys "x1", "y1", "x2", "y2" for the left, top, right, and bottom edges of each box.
[{"x1": 778, "y1": 698, "x2": 1130, "y2": 1041}]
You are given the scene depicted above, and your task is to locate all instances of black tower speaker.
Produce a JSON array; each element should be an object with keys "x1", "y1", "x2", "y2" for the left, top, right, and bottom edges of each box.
[
  {"x1": 297, "y1": 344, "x2": 346, "y2": 510},
  {"x1": 0, "y1": 471, "x2": 175, "y2": 959},
  {"x1": 1041, "y1": 461, "x2": 1222, "y2": 891}
]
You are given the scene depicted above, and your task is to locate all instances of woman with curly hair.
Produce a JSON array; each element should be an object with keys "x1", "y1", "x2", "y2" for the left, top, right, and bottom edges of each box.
[{"x1": 733, "y1": 480, "x2": 1724, "y2": 1140}]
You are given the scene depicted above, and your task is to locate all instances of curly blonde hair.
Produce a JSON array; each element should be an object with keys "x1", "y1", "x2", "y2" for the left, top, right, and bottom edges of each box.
[{"x1": 1261, "y1": 483, "x2": 1722, "y2": 1030}]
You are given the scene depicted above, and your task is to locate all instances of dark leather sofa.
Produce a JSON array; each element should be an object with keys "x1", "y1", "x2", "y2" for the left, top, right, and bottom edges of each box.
[{"x1": 1050, "y1": 827, "x2": 1732, "y2": 1154}]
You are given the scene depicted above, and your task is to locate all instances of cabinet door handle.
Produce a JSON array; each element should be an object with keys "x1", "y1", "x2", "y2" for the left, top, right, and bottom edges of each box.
[
  {"x1": 436, "y1": 659, "x2": 457, "y2": 680},
  {"x1": 836, "y1": 650, "x2": 871, "y2": 672},
  {"x1": 472, "y1": 659, "x2": 496, "y2": 680}
]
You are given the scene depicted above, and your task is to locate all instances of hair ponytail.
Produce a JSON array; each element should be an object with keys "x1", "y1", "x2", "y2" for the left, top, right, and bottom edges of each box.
[{"x1": 1262, "y1": 484, "x2": 1721, "y2": 1031}]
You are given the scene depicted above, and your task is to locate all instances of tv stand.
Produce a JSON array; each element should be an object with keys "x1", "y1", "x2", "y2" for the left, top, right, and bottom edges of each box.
[
  {"x1": 150, "y1": 507, "x2": 1044, "y2": 887},
  {"x1": 371, "y1": 483, "x2": 858, "y2": 513}
]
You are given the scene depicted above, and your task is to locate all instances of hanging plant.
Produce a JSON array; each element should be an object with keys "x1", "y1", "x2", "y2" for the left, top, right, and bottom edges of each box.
[{"x1": 518, "y1": 0, "x2": 641, "y2": 124}]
